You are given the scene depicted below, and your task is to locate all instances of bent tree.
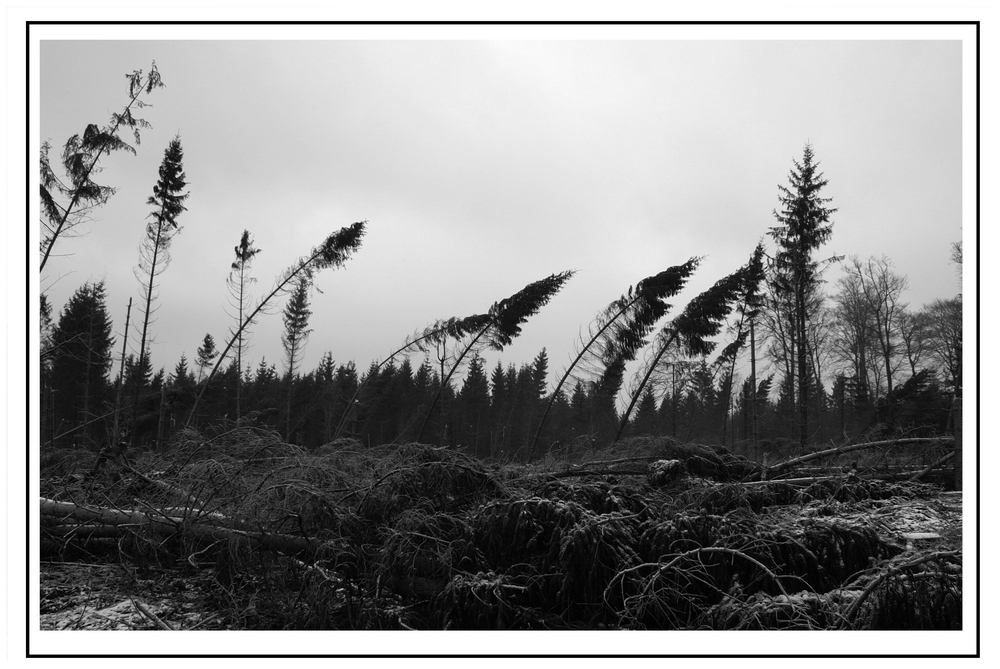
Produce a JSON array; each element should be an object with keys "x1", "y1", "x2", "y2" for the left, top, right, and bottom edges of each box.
[
  {"x1": 530, "y1": 259, "x2": 700, "y2": 457},
  {"x1": 414, "y1": 271, "x2": 576, "y2": 443},
  {"x1": 615, "y1": 245, "x2": 766, "y2": 441},
  {"x1": 40, "y1": 62, "x2": 165, "y2": 272},
  {"x1": 186, "y1": 222, "x2": 367, "y2": 425}
]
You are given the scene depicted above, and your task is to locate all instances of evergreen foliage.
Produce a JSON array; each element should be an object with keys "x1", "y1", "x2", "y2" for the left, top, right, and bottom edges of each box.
[
  {"x1": 227, "y1": 230, "x2": 262, "y2": 418},
  {"x1": 40, "y1": 63, "x2": 165, "y2": 272},
  {"x1": 618, "y1": 247, "x2": 766, "y2": 440},
  {"x1": 130, "y1": 137, "x2": 189, "y2": 442},
  {"x1": 767, "y1": 144, "x2": 838, "y2": 447},
  {"x1": 195, "y1": 334, "x2": 219, "y2": 383},
  {"x1": 414, "y1": 271, "x2": 575, "y2": 442},
  {"x1": 281, "y1": 277, "x2": 313, "y2": 379},
  {"x1": 48, "y1": 281, "x2": 115, "y2": 448},
  {"x1": 533, "y1": 259, "x2": 700, "y2": 456},
  {"x1": 187, "y1": 222, "x2": 366, "y2": 424}
]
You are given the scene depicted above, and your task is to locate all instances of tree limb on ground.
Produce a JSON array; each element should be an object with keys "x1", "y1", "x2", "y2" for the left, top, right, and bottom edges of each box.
[
  {"x1": 769, "y1": 437, "x2": 954, "y2": 477},
  {"x1": 40, "y1": 497, "x2": 323, "y2": 557}
]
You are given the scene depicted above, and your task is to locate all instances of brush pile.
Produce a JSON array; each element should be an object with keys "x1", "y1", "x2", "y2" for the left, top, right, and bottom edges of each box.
[{"x1": 39, "y1": 432, "x2": 961, "y2": 630}]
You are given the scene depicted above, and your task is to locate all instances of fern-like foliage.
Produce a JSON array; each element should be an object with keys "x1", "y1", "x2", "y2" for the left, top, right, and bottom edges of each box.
[
  {"x1": 529, "y1": 259, "x2": 701, "y2": 456},
  {"x1": 40, "y1": 62, "x2": 165, "y2": 272},
  {"x1": 187, "y1": 222, "x2": 367, "y2": 425},
  {"x1": 616, "y1": 245, "x2": 766, "y2": 440},
  {"x1": 415, "y1": 271, "x2": 576, "y2": 442}
]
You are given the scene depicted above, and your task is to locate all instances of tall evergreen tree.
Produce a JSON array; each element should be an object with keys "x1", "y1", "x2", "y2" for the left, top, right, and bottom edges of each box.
[
  {"x1": 227, "y1": 229, "x2": 262, "y2": 419},
  {"x1": 458, "y1": 354, "x2": 491, "y2": 456},
  {"x1": 767, "y1": 144, "x2": 837, "y2": 447},
  {"x1": 188, "y1": 222, "x2": 366, "y2": 424},
  {"x1": 282, "y1": 277, "x2": 313, "y2": 441},
  {"x1": 315, "y1": 352, "x2": 337, "y2": 443},
  {"x1": 172, "y1": 354, "x2": 193, "y2": 388},
  {"x1": 130, "y1": 136, "x2": 189, "y2": 443},
  {"x1": 631, "y1": 386, "x2": 660, "y2": 436},
  {"x1": 49, "y1": 281, "x2": 115, "y2": 447}
]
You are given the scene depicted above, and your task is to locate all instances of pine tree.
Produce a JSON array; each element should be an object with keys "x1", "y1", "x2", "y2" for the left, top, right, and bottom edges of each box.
[
  {"x1": 767, "y1": 144, "x2": 837, "y2": 447},
  {"x1": 457, "y1": 354, "x2": 491, "y2": 456},
  {"x1": 532, "y1": 260, "x2": 698, "y2": 457},
  {"x1": 227, "y1": 229, "x2": 262, "y2": 418},
  {"x1": 282, "y1": 277, "x2": 313, "y2": 441},
  {"x1": 616, "y1": 247, "x2": 765, "y2": 441},
  {"x1": 415, "y1": 271, "x2": 574, "y2": 443},
  {"x1": 130, "y1": 136, "x2": 189, "y2": 443},
  {"x1": 631, "y1": 386, "x2": 660, "y2": 436},
  {"x1": 188, "y1": 222, "x2": 366, "y2": 424},
  {"x1": 315, "y1": 352, "x2": 337, "y2": 442},
  {"x1": 172, "y1": 354, "x2": 193, "y2": 388},
  {"x1": 195, "y1": 334, "x2": 219, "y2": 383},
  {"x1": 49, "y1": 281, "x2": 115, "y2": 447},
  {"x1": 332, "y1": 362, "x2": 360, "y2": 439}
]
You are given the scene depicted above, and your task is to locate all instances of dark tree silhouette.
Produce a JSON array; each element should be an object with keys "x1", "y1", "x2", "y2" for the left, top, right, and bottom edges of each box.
[
  {"x1": 49, "y1": 281, "x2": 115, "y2": 447},
  {"x1": 40, "y1": 63, "x2": 165, "y2": 272},
  {"x1": 531, "y1": 259, "x2": 699, "y2": 456},
  {"x1": 227, "y1": 230, "x2": 262, "y2": 419},
  {"x1": 767, "y1": 144, "x2": 837, "y2": 447},
  {"x1": 130, "y1": 137, "x2": 189, "y2": 443}
]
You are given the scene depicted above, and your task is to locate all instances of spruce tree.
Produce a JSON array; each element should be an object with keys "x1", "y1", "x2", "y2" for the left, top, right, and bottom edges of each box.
[
  {"x1": 458, "y1": 354, "x2": 491, "y2": 456},
  {"x1": 281, "y1": 277, "x2": 313, "y2": 441},
  {"x1": 173, "y1": 354, "x2": 193, "y2": 388},
  {"x1": 767, "y1": 144, "x2": 836, "y2": 447},
  {"x1": 227, "y1": 230, "x2": 261, "y2": 418},
  {"x1": 187, "y1": 222, "x2": 366, "y2": 425},
  {"x1": 195, "y1": 334, "x2": 219, "y2": 383},
  {"x1": 632, "y1": 386, "x2": 660, "y2": 436},
  {"x1": 49, "y1": 281, "x2": 115, "y2": 447},
  {"x1": 130, "y1": 136, "x2": 189, "y2": 443}
]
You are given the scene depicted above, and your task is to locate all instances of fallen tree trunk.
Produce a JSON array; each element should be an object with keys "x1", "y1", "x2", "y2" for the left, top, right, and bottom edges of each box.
[
  {"x1": 769, "y1": 437, "x2": 954, "y2": 478},
  {"x1": 40, "y1": 497, "x2": 321, "y2": 557},
  {"x1": 908, "y1": 451, "x2": 955, "y2": 483}
]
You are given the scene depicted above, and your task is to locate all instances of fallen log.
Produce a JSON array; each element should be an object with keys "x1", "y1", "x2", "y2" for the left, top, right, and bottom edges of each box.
[
  {"x1": 769, "y1": 437, "x2": 954, "y2": 478},
  {"x1": 40, "y1": 497, "x2": 322, "y2": 557},
  {"x1": 908, "y1": 451, "x2": 955, "y2": 483}
]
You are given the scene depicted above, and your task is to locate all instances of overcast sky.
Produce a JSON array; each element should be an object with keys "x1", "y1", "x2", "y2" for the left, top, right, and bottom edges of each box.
[{"x1": 37, "y1": 29, "x2": 966, "y2": 393}]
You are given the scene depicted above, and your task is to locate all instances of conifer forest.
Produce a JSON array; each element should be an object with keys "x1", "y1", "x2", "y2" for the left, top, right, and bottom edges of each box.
[{"x1": 37, "y1": 58, "x2": 965, "y2": 639}]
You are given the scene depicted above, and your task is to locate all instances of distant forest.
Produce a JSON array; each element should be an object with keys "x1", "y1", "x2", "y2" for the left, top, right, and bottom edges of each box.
[{"x1": 38, "y1": 63, "x2": 963, "y2": 465}]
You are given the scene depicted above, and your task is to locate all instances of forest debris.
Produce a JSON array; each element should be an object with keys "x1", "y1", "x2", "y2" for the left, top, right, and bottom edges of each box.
[
  {"x1": 769, "y1": 437, "x2": 954, "y2": 477},
  {"x1": 39, "y1": 429, "x2": 962, "y2": 631},
  {"x1": 40, "y1": 497, "x2": 322, "y2": 557},
  {"x1": 132, "y1": 598, "x2": 175, "y2": 630},
  {"x1": 840, "y1": 550, "x2": 960, "y2": 628},
  {"x1": 648, "y1": 459, "x2": 685, "y2": 487},
  {"x1": 908, "y1": 451, "x2": 955, "y2": 483}
]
